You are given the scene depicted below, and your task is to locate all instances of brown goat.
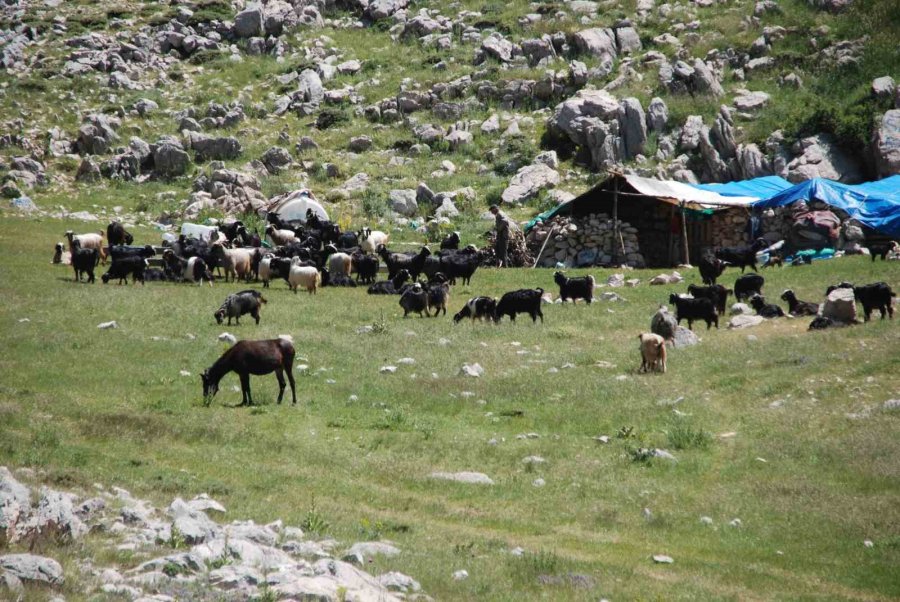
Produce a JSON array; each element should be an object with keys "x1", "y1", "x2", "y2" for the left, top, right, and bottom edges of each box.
[{"x1": 201, "y1": 338, "x2": 297, "y2": 406}]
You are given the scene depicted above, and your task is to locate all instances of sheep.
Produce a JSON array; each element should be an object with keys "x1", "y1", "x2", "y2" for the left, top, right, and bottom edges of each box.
[
  {"x1": 265, "y1": 224, "x2": 298, "y2": 246},
  {"x1": 439, "y1": 254, "x2": 478, "y2": 286},
  {"x1": 686, "y1": 284, "x2": 731, "y2": 315},
  {"x1": 321, "y1": 268, "x2": 357, "y2": 287},
  {"x1": 106, "y1": 221, "x2": 133, "y2": 247},
  {"x1": 399, "y1": 283, "x2": 428, "y2": 317},
  {"x1": 714, "y1": 238, "x2": 768, "y2": 273},
  {"x1": 211, "y1": 243, "x2": 253, "y2": 283},
  {"x1": 866, "y1": 241, "x2": 899, "y2": 261},
  {"x1": 71, "y1": 246, "x2": 99, "y2": 283},
  {"x1": 378, "y1": 245, "x2": 431, "y2": 280},
  {"x1": 65, "y1": 230, "x2": 107, "y2": 264},
  {"x1": 668, "y1": 293, "x2": 718, "y2": 330},
  {"x1": 427, "y1": 282, "x2": 450, "y2": 316},
  {"x1": 351, "y1": 252, "x2": 379, "y2": 284},
  {"x1": 554, "y1": 271, "x2": 595, "y2": 304},
  {"x1": 288, "y1": 265, "x2": 321, "y2": 294},
  {"x1": 324, "y1": 245, "x2": 353, "y2": 277},
  {"x1": 452, "y1": 297, "x2": 496, "y2": 323},
  {"x1": 749, "y1": 294, "x2": 785, "y2": 318},
  {"x1": 495, "y1": 288, "x2": 544, "y2": 323},
  {"x1": 52, "y1": 242, "x2": 70, "y2": 265},
  {"x1": 780, "y1": 290, "x2": 819, "y2": 316},
  {"x1": 440, "y1": 231, "x2": 461, "y2": 250},
  {"x1": 698, "y1": 254, "x2": 727, "y2": 285},
  {"x1": 734, "y1": 273, "x2": 765, "y2": 301},
  {"x1": 638, "y1": 333, "x2": 667, "y2": 373},
  {"x1": 360, "y1": 228, "x2": 389, "y2": 254},
  {"x1": 215, "y1": 290, "x2": 267, "y2": 326},
  {"x1": 101, "y1": 256, "x2": 148, "y2": 285},
  {"x1": 367, "y1": 269, "x2": 411, "y2": 295},
  {"x1": 853, "y1": 282, "x2": 896, "y2": 321}
]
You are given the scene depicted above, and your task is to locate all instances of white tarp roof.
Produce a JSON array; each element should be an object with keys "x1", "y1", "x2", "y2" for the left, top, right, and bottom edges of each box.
[
  {"x1": 266, "y1": 189, "x2": 329, "y2": 223},
  {"x1": 623, "y1": 174, "x2": 759, "y2": 210}
]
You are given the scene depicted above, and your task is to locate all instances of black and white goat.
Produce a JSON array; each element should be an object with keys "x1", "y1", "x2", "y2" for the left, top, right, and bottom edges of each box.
[
  {"x1": 453, "y1": 297, "x2": 497, "y2": 323},
  {"x1": 399, "y1": 283, "x2": 428, "y2": 318},
  {"x1": 440, "y1": 231, "x2": 461, "y2": 250},
  {"x1": 214, "y1": 290, "x2": 267, "y2": 325},
  {"x1": 554, "y1": 271, "x2": 595, "y2": 304}
]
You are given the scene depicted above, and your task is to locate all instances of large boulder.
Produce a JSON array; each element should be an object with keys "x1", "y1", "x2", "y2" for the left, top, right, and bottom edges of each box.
[
  {"x1": 0, "y1": 554, "x2": 64, "y2": 586},
  {"x1": 821, "y1": 287, "x2": 857, "y2": 323},
  {"x1": 297, "y1": 69, "x2": 325, "y2": 104},
  {"x1": 15, "y1": 488, "x2": 88, "y2": 544},
  {"x1": 153, "y1": 140, "x2": 190, "y2": 178},
  {"x1": 619, "y1": 97, "x2": 647, "y2": 159},
  {"x1": 188, "y1": 133, "x2": 242, "y2": 162},
  {"x1": 615, "y1": 26, "x2": 642, "y2": 54},
  {"x1": 784, "y1": 134, "x2": 863, "y2": 183},
  {"x1": 481, "y1": 33, "x2": 514, "y2": 63},
  {"x1": 260, "y1": 146, "x2": 292, "y2": 174},
  {"x1": 651, "y1": 306, "x2": 677, "y2": 341},
  {"x1": 501, "y1": 163, "x2": 559, "y2": 204},
  {"x1": 647, "y1": 97, "x2": 668, "y2": 133},
  {"x1": 691, "y1": 59, "x2": 724, "y2": 96},
  {"x1": 389, "y1": 190, "x2": 418, "y2": 217},
  {"x1": 873, "y1": 109, "x2": 900, "y2": 177},
  {"x1": 573, "y1": 28, "x2": 617, "y2": 63},
  {"x1": 367, "y1": 0, "x2": 409, "y2": 20},
  {"x1": 547, "y1": 88, "x2": 620, "y2": 148},
  {"x1": 234, "y1": 5, "x2": 264, "y2": 38}
]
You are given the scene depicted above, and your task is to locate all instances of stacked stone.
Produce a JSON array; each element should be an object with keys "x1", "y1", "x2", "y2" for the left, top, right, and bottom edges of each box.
[
  {"x1": 526, "y1": 213, "x2": 644, "y2": 268},
  {"x1": 709, "y1": 210, "x2": 750, "y2": 248}
]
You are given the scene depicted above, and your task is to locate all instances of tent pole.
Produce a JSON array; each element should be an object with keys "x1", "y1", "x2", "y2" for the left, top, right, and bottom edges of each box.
[
  {"x1": 612, "y1": 176, "x2": 620, "y2": 265},
  {"x1": 533, "y1": 224, "x2": 557, "y2": 268},
  {"x1": 668, "y1": 204, "x2": 675, "y2": 266},
  {"x1": 680, "y1": 201, "x2": 690, "y2": 266}
]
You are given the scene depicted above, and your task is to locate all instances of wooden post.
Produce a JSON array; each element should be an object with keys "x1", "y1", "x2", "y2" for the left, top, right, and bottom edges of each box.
[
  {"x1": 612, "y1": 176, "x2": 620, "y2": 265},
  {"x1": 533, "y1": 224, "x2": 557, "y2": 268},
  {"x1": 667, "y1": 204, "x2": 675, "y2": 266},
  {"x1": 680, "y1": 201, "x2": 690, "y2": 266}
]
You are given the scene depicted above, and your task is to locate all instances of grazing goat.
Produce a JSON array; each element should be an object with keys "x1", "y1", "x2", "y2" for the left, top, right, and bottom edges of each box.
[
  {"x1": 52, "y1": 242, "x2": 70, "y2": 265},
  {"x1": 265, "y1": 224, "x2": 298, "y2": 246},
  {"x1": 853, "y1": 282, "x2": 895, "y2": 321},
  {"x1": 734, "y1": 273, "x2": 765, "y2": 301},
  {"x1": 378, "y1": 245, "x2": 431, "y2": 280},
  {"x1": 399, "y1": 283, "x2": 429, "y2": 318},
  {"x1": 215, "y1": 290, "x2": 267, "y2": 325},
  {"x1": 101, "y1": 257, "x2": 148, "y2": 285},
  {"x1": 638, "y1": 333, "x2": 667, "y2": 373},
  {"x1": 65, "y1": 230, "x2": 107, "y2": 264},
  {"x1": 106, "y1": 221, "x2": 134, "y2": 247},
  {"x1": 288, "y1": 265, "x2": 321, "y2": 294},
  {"x1": 698, "y1": 254, "x2": 727, "y2": 285},
  {"x1": 71, "y1": 246, "x2": 99, "y2": 283},
  {"x1": 668, "y1": 293, "x2": 718, "y2": 330},
  {"x1": 211, "y1": 243, "x2": 253, "y2": 283},
  {"x1": 554, "y1": 271, "x2": 595, "y2": 304},
  {"x1": 866, "y1": 241, "x2": 898, "y2": 261},
  {"x1": 427, "y1": 282, "x2": 450, "y2": 316},
  {"x1": 321, "y1": 268, "x2": 357, "y2": 287},
  {"x1": 749, "y1": 294, "x2": 785, "y2": 318},
  {"x1": 687, "y1": 284, "x2": 731, "y2": 315},
  {"x1": 453, "y1": 296, "x2": 498, "y2": 323},
  {"x1": 780, "y1": 290, "x2": 819, "y2": 316},
  {"x1": 714, "y1": 238, "x2": 768, "y2": 273},
  {"x1": 440, "y1": 231, "x2": 461, "y2": 250},
  {"x1": 495, "y1": 288, "x2": 544, "y2": 323},
  {"x1": 367, "y1": 269, "x2": 411, "y2": 295},
  {"x1": 351, "y1": 252, "x2": 379, "y2": 284},
  {"x1": 201, "y1": 338, "x2": 297, "y2": 406}
]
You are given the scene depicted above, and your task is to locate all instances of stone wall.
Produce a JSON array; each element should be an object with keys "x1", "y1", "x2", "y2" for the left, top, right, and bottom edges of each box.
[{"x1": 526, "y1": 213, "x2": 645, "y2": 268}]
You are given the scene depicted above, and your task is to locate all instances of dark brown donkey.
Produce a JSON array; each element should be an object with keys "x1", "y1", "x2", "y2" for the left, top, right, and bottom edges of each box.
[{"x1": 201, "y1": 339, "x2": 297, "y2": 406}]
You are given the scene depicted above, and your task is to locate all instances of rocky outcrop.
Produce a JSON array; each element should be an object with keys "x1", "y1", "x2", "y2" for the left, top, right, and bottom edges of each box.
[
  {"x1": 783, "y1": 134, "x2": 863, "y2": 183},
  {"x1": 187, "y1": 133, "x2": 242, "y2": 162},
  {"x1": 186, "y1": 166, "x2": 267, "y2": 217},
  {"x1": 873, "y1": 109, "x2": 900, "y2": 177},
  {"x1": 501, "y1": 163, "x2": 559, "y2": 204}
]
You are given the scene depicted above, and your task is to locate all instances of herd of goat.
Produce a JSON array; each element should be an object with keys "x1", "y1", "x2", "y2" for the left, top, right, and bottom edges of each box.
[{"x1": 53, "y1": 216, "x2": 896, "y2": 397}]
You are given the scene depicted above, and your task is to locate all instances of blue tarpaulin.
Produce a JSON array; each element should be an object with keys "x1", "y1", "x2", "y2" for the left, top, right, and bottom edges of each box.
[
  {"x1": 689, "y1": 176, "x2": 793, "y2": 199},
  {"x1": 749, "y1": 176, "x2": 900, "y2": 238}
]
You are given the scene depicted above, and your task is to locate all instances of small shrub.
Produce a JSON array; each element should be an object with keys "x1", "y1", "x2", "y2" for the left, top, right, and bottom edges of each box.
[
  {"x1": 300, "y1": 499, "x2": 331, "y2": 535},
  {"x1": 316, "y1": 108, "x2": 350, "y2": 130},
  {"x1": 666, "y1": 424, "x2": 712, "y2": 450},
  {"x1": 362, "y1": 190, "x2": 388, "y2": 218}
]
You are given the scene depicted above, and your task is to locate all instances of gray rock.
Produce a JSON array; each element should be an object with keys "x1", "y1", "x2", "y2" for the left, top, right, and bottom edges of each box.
[
  {"x1": 367, "y1": 0, "x2": 409, "y2": 20},
  {"x1": 619, "y1": 97, "x2": 647, "y2": 159},
  {"x1": 615, "y1": 26, "x2": 642, "y2": 54},
  {"x1": 223, "y1": 520, "x2": 279, "y2": 546},
  {"x1": 378, "y1": 571, "x2": 421, "y2": 592},
  {"x1": 672, "y1": 326, "x2": 699, "y2": 347},
  {"x1": 16, "y1": 488, "x2": 88, "y2": 543},
  {"x1": 134, "y1": 98, "x2": 158, "y2": 116},
  {"x1": 296, "y1": 136, "x2": 318, "y2": 153},
  {"x1": 481, "y1": 114, "x2": 500, "y2": 134},
  {"x1": 416, "y1": 182, "x2": 435, "y2": 205},
  {"x1": 785, "y1": 134, "x2": 862, "y2": 183},
  {"x1": 0, "y1": 467, "x2": 31, "y2": 509},
  {"x1": 873, "y1": 109, "x2": 900, "y2": 177},
  {"x1": 297, "y1": 69, "x2": 324, "y2": 105},
  {"x1": 647, "y1": 97, "x2": 668, "y2": 133},
  {"x1": 501, "y1": 163, "x2": 559, "y2": 204},
  {"x1": 234, "y1": 5, "x2": 264, "y2": 38},
  {"x1": 728, "y1": 314, "x2": 765, "y2": 329},
  {"x1": 189, "y1": 134, "x2": 242, "y2": 162},
  {"x1": 434, "y1": 197, "x2": 459, "y2": 218},
  {"x1": 153, "y1": 141, "x2": 190, "y2": 178},
  {"x1": 534, "y1": 150, "x2": 559, "y2": 169},
  {"x1": 0, "y1": 554, "x2": 64, "y2": 585},
  {"x1": 260, "y1": 146, "x2": 292, "y2": 174},
  {"x1": 348, "y1": 136, "x2": 373, "y2": 153},
  {"x1": 573, "y1": 28, "x2": 617, "y2": 63},
  {"x1": 808, "y1": 0, "x2": 852, "y2": 12},
  {"x1": 733, "y1": 90, "x2": 771, "y2": 111},
  {"x1": 872, "y1": 76, "x2": 895, "y2": 97},
  {"x1": 208, "y1": 563, "x2": 264, "y2": 591},
  {"x1": 341, "y1": 173, "x2": 370, "y2": 193},
  {"x1": 347, "y1": 541, "x2": 401, "y2": 559},
  {"x1": 521, "y1": 37, "x2": 555, "y2": 65},
  {"x1": 730, "y1": 303, "x2": 753, "y2": 315},
  {"x1": 680, "y1": 115, "x2": 704, "y2": 151},
  {"x1": 691, "y1": 59, "x2": 724, "y2": 96},
  {"x1": 168, "y1": 498, "x2": 220, "y2": 545},
  {"x1": 429, "y1": 471, "x2": 494, "y2": 485},
  {"x1": 389, "y1": 190, "x2": 418, "y2": 217},
  {"x1": 651, "y1": 306, "x2": 678, "y2": 341},
  {"x1": 736, "y1": 143, "x2": 772, "y2": 178},
  {"x1": 821, "y1": 287, "x2": 857, "y2": 323},
  {"x1": 0, "y1": 570, "x2": 24, "y2": 598},
  {"x1": 482, "y1": 33, "x2": 514, "y2": 62}
]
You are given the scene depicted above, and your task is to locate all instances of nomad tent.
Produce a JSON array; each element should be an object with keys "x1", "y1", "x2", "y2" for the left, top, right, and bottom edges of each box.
[
  {"x1": 749, "y1": 175, "x2": 900, "y2": 239},
  {"x1": 526, "y1": 173, "x2": 791, "y2": 266},
  {"x1": 265, "y1": 189, "x2": 329, "y2": 226}
]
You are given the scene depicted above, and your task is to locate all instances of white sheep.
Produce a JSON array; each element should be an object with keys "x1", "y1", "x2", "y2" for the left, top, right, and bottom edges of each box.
[
  {"x1": 360, "y1": 229, "x2": 389, "y2": 254},
  {"x1": 65, "y1": 230, "x2": 107, "y2": 263},
  {"x1": 258, "y1": 253, "x2": 276, "y2": 288},
  {"x1": 265, "y1": 224, "x2": 297, "y2": 246},
  {"x1": 327, "y1": 252, "x2": 353, "y2": 277},
  {"x1": 638, "y1": 333, "x2": 667, "y2": 373},
  {"x1": 288, "y1": 265, "x2": 321, "y2": 294}
]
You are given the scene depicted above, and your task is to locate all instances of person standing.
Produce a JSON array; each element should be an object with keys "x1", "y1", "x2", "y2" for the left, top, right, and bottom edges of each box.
[{"x1": 490, "y1": 204, "x2": 513, "y2": 267}]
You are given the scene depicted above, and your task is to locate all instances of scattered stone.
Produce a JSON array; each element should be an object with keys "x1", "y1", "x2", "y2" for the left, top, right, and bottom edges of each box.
[
  {"x1": 0, "y1": 554, "x2": 64, "y2": 585},
  {"x1": 728, "y1": 315, "x2": 764, "y2": 329},
  {"x1": 452, "y1": 569, "x2": 469, "y2": 580},
  {"x1": 429, "y1": 472, "x2": 494, "y2": 485},
  {"x1": 652, "y1": 554, "x2": 674, "y2": 564},
  {"x1": 98, "y1": 321, "x2": 119, "y2": 329},
  {"x1": 459, "y1": 363, "x2": 484, "y2": 377}
]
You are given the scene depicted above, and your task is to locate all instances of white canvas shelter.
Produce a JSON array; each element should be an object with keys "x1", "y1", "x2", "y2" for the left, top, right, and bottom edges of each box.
[{"x1": 266, "y1": 189, "x2": 329, "y2": 224}]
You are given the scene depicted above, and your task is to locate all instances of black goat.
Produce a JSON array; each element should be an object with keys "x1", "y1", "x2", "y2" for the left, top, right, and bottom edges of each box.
[
  {"x1": 780, "y1": 290, "x2": 819, "y2": 316},
  {"x1": 106, "y1": 221, "x2": 134, "y2": 246},
  {"x1": 853, "y1": 282, "x2": 895, "y2": 321},
  {"x1": 399, "y1": 283, "x2": 428, "y2": 318},
  {"x1": 162, "y1": 250, "x2": 214, "y2": 286},
  {"x1": 101, "y1": 257, "x2": 148, "y2": 285},
  {"x1": 321, "y1": 268, "x2": 358, "y2": 287},
  {"x1": 440, "y1": 231, "x2": 460, "y2": 250},
  {"x1": 453, "y1": 296, "x2": 497, "y2": 323},
  {"x1": 351, "y1": 252, "x2": 379, "y2": 284},
  {"x1": 554, "y1": 271, "x2": 595, "y2": 304},
  {"x1": 734, "y1": 273, "x2": 765, "y2": 301},
  {"x1": 495, "y1": 288, "x2": 544, "y2": 323},
  {"x1": 215, "y1": 290, "x2": 267, "y2": 325},
  {"x1": 698, "y1": 254, "x2": 727, "y2": 285},
  {"x1": 809, "y1": 316, "x2": 838, "y2": 330},
  {"x1": 378, "y1": 245, "x2": 431, "y2": 280},
  {"x1": 143, "y1": 268, "x2": 172, "y2": 282},
  {"x1": 367, "y1": 269, "x2": 411, "y2": 295},
  {"x1": 71, "y1": 246, "x2": 99, "y2": 283},
  {"x1": 439, "y1": 254, "x2": 478, "y2": 286},
  {"x1": 668, "y1": 293, "x2": 718, "y2": 330},
  {"x1": 749, "y1": 294, "x2": 785, "y2": 318},
  {"x1": 866, "y1": 241, "x2": 898, "y2": 261},
  {"x1": 427, "y1": 282, "x2": 450, "y2": 316},
  {"x1": 109, "y1": 244, "x2": 156, "y2": 261},
  {"x1": 687, "y1": 284, "x2": 731, "y2": 315},
  {"x1": 714, "y1": 238, "x2": 768, "y2": 273}
]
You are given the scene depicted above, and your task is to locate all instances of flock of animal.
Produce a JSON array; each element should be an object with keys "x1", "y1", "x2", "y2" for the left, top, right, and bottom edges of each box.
[{"x1": 53, "y1": 217, "x2": 896, "y2": 402}]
